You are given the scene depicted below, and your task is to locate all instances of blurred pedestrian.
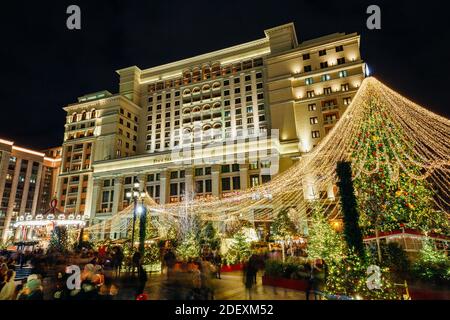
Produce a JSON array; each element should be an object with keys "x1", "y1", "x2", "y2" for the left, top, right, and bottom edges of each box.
[{"x1": 0, "y1": 270, "x2": 16, "y2": 300}]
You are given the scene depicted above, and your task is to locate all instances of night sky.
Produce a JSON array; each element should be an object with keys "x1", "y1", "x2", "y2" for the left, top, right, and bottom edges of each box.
[{"x1": 0, "y1": 0, "x2": 448, "y2": 150}]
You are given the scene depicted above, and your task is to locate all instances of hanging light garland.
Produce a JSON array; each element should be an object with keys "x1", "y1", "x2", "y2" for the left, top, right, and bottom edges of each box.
[{"x1": 84, "y1": 77, "x2": 450, "y2": 236}]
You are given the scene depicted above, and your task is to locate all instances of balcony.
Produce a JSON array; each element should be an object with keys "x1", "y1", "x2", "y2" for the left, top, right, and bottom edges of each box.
[
  {"x1": 323, "y1": 118, "x2": 338, "y2": 126},
  {"x1": 322, "y1": 104, "x2": 339, "y2": 112}
]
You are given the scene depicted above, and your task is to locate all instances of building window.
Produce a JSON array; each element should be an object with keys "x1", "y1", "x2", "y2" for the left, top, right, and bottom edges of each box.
[
  {"x1": 339, "y1": 70, "x2": 348, "y2": 78},
  {"x1": 324, "y1": 87, "x2": 332, "y2": 95},
  {"x1": 221, "y1": 165, "x2": 230, "y2": 173},
  {"x1": 205, "y1": 179, "x2": 212, "y2": 193},
  {"x1": 336, "y1": 45, "x2": 344, "y2": 52},
  {"x1": 250, "y1": 175, "x2": 259, "y2": 187},
  {"x1": 221, "y1": 177, "x2": 231, "y2": 191},
  {"x1": 303, "y1": 53, "x2": 310, "y2": 60},
  {"x1": 312, "y1": 131, "x2": 320, "y2": 138},
  {"x1": 341, "y1": 83, "x2": 350, "y2": 92},
  {"x1": 195, "y1": 180, "x2": 204, "y2": 193},
  {"x1": 320, "y1": 62, "x2": 328, "y2": 69},
  {"x1": 307, "y1": 91, "x2": 315, "y2": 98},
  {"x1": 170, "y1": 183, "x2": 178, "y2": 196},
  {"x1": 232, "y1": 176, "x2": 241, "y2": 190},
  {"x1": 310, "y1": 117, "x2": 319, "y2": 125},
  {"x1": 195, "y1": 168, "x2": 203, "y2": 176},
  {"x1": 337, "y1": 57, "x2": 346, "y2": 65},
  {"x1": 343, "y1": 97, "x2": 352, "y2": 105},
  {"x1": 262, "y1": 175, "x2": 271, "y2": 184},
  {"x1": 308, "y1": 104, "x2": 317, "y2": 111},
  {"x1": 319, "y1": 49, "x2": 327, "y2": 56},
  {"x1": 304, "y1": 65, "x2": 312, "y2": 73},
  {"x1": 305, "y1": 77, "x2": 313, "y2": 85}
]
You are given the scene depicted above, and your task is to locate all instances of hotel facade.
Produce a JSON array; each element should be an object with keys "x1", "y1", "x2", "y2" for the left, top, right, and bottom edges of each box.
[
  {"x1": 0, "y1": 140, "x2": 61, "y2": 242},
  {"x1": 54, "y1": 23, "x2": 366, "y2": 238}
]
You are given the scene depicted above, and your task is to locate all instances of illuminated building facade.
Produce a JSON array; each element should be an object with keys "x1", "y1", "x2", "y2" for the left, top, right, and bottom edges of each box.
[
  {"x1": 0, "y1": 139, "x2": 61, "y2": 242},
  {"x1": 55, "y1": 23, "x2": 366, "y2": 237}
]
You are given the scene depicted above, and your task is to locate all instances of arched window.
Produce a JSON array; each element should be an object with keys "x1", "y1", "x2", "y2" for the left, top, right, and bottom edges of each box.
[
  {"x1": 213, "y1": 122, "x2": 222, "y2": 129},
  {"x1": 202, "y1": 104, "x2": 211, "y2": 111},
  {"x1": 211, "y1": 63, "x2": 221, "y2": 78},
  {"x1": 192, "y1": 87, "x2": 201, "y2": 95},
  {"x1": 192, "y1": 106, "x2": 201, "y2": 113},
  {"x1": 90, "y1": 109, "x2": 96, "y2": 119},
  {"x1": 212, "y1": 82, "x2": 221, "y2": 90},
  {"x1": 183, "y1": 89, "x2": 191, "y2": 96},
  {"x1": 202, "y1": 65, "x2": 211, "y2": 80},
  {"x1": 81, "y1": 111, "x2": 87, "y2": 121},
  {"x1": 183, "y1": 108, "x2": 191, "y2": 114},
  {"x1": 213, "y1": 102, "x2": 221, "y2": 109},
  {"x1": 183, "y1": 70, "x2": 191, "y2": 85},
  {"x1": 72, "y1": 113, "x2": 77, "y2": 122},
  {"x1": 202, "y1": 84, "x2": 211, "y2": 92},
  {"x1": 192, "y1": 68, "x2": 201, "y2": 82}
]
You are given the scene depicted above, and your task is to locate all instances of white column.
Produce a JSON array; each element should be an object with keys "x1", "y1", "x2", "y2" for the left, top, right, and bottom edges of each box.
[
  {"x1": 19, "y1": 161, "x2": 33, "y2": 215},
  {"x1": 2, "y1": 158, "x2": 22, "y2": 243},
  {"x1": 159, "y1": 170, "x2": 170, "y2": 204},
  {"x1": 89, "y1": 178, "x2": 101, "y2": 219},
  {"x1": 31, "y1": 163, "x2": 43, "y2": 216},
  {"x1": 111, "y1": 176, "x2": 123, "y2": 215},
  {"x1": 83, "y1": 174, "x2": 93, "y2": 217},
  {"x1": 185, "y1": 168, "x2": 194, "y2": 195},
  {"x1": 211, "y1": 164, "x2": 220, "y2": 197},
  {"x1": 75, "y1": 173, "x2": 84, "y2": 214},
  {"x1": 0, "y1": 151, "x2": 11, "y2": 201},
  {"x1": 239, "y1": 163, "x2": 248, "y2": 190}
]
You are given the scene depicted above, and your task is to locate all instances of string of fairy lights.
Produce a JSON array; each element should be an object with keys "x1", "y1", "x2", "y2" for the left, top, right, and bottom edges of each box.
[{"x1": 85, "y1": 77, "x2": 450, "y2": 236}]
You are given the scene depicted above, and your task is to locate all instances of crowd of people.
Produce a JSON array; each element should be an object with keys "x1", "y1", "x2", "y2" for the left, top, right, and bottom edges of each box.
[
  {"x1": 0, "y1": 250, "x2": 45, "y2": 300},
  {"x1": 160, "y1": 248, "x2": 223, "y2": 300},
  {"x1": 0, "y1": 246, "x2": 126, "y2": 300}
]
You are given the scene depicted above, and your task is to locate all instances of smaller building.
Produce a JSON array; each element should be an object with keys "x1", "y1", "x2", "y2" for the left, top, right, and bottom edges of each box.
[{"x1": 0, "y1": 138, "x2": 61, "y2": 243}]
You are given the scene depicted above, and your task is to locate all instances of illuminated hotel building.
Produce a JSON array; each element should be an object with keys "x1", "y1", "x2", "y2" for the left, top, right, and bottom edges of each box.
[
  {"x1": 0, "y1": 139, "x2": 61, "y2": 242},
  {"x1": 55, "y1": 23, "x2": 366, "y2": 237}
]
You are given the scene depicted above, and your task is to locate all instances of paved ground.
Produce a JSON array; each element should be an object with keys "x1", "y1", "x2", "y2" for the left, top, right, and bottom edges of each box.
[{"x1": 112, "y1": 271, "x2": 307, "y2": 300}]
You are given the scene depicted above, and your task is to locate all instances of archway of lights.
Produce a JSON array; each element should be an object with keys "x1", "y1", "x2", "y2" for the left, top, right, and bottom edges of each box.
[{"x1": 85, "y1": 77, "x2": 450, "y2": 238}]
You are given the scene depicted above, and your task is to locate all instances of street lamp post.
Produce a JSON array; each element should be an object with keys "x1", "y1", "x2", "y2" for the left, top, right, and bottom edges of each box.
[
  {"x1": 126, "y1": 178, "x2": 148, "y2": 271},
  {"x1": 126, "y1": 180, "x2": 145, "y2": 254},
  {"x1": 138, "y1": 199, "x2": 147, "y2": 257}
]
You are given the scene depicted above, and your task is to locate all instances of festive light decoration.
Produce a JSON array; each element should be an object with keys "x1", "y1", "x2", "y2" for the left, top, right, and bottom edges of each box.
[
  {"x1": 307, "y1": 201, "x2": 345, "y2": 263},
  {"x1": 85, "y1": 77, "x2": 450, "y2": 237},
  {"x1": 325, "y1": 249, "x2": 401, "y2": 300},
  {"x1": 224, "y1": 230, "x2": 252, "y2": 265}
]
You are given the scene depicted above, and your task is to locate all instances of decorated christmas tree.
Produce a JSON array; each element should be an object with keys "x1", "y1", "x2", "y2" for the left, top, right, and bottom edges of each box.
[
  {"x1": 176, "y1": 231, "x2": 200, "y2": 261},
  {"x1": 270, "y1": 209, "x2": 297, "y2": 261},
  {"x1": 307, "y1": 201, "x2": 345, "y2": 263},
  {"x1": 225, "y1": 230, "x2": 252, "y2": 265},
  {"x1": 199, "y1": 221, "x2": 221, "y2": 251},
  {"x1": 351, "y1": 97, "x2": 448, "y2": 235},
  {"x1": 325, "y1": 249, "x2": 401, "y2": 300},
  {"x1": 49, "y1": 225, "x2": 68, "y2": 253}
]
